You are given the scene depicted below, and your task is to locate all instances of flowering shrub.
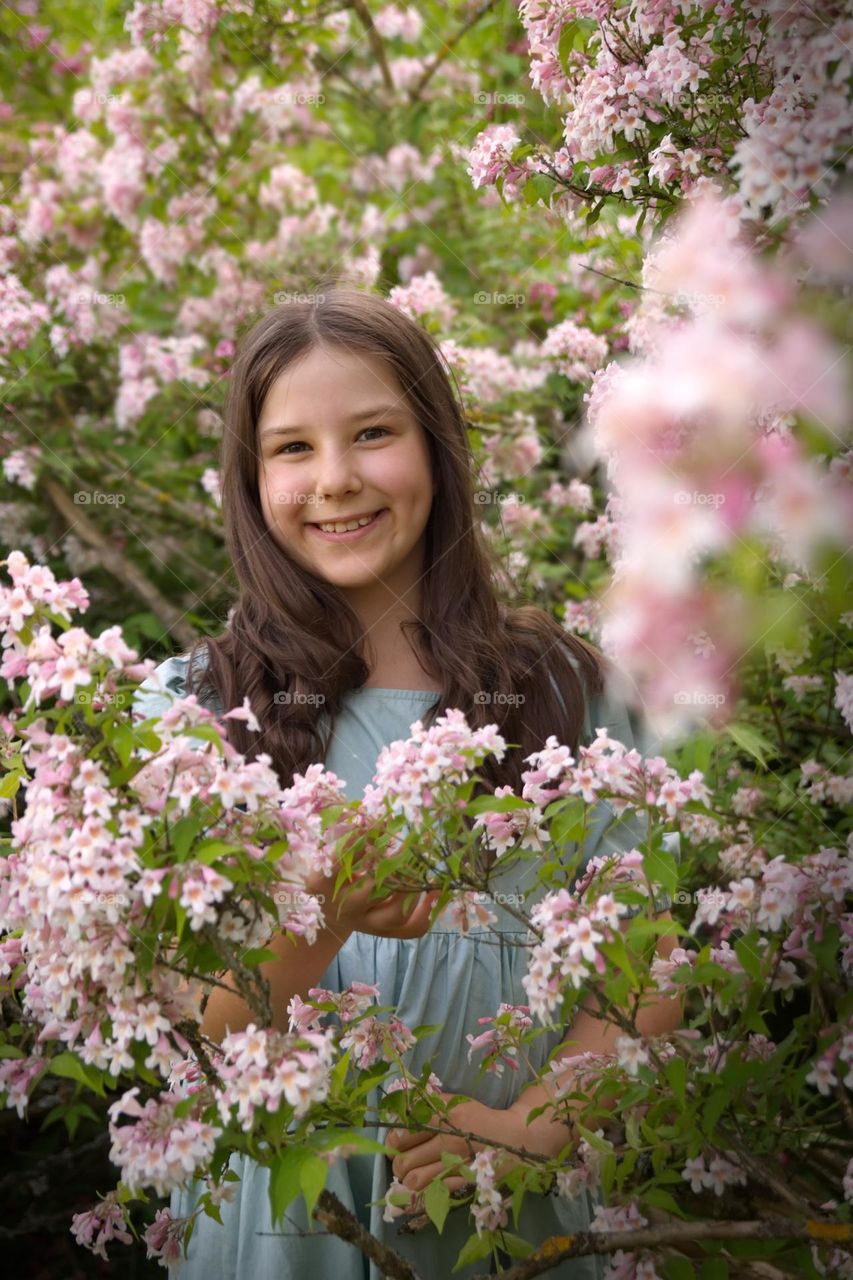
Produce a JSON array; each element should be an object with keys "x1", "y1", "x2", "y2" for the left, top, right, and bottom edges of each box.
[
  {"x1": 1, "y1": 549, "x2": 852, "y2": 1277},
  {"x1": 1, "y1": 1, "x2": 852, "y2": 1276}
]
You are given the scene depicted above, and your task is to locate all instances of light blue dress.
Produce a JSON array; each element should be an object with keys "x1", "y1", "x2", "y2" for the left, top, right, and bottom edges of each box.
[{"x1": 131, "y1": 652, "x2": 674, "y2": 1278}]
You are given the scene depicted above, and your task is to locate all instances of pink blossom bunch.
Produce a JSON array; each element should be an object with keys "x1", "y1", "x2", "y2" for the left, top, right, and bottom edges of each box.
[
  {"x1": 70, "y1": 1192, "x2": 133, "y2": 1261},
  {"x1": 521, "y1": 720, "x2": 710, "y2": 819},
  {"x1": 373, "y1": 5, "x2": 424, "y2": 43},
  {"x1": 0, "y1": 273, "x2": 51, "y2": 355},
  {"x1": 438, "y1": 340, "x2": 548, "y2": 404},
  {"x1": 466, "y1": 123, "x2": 526, "y2": 192},
  {"x1": 115, "y1": 332, "x2": 209, "y2": 429},
  {"x1": 681, "y1": 1151, "x2": 748, "y2": 1199},
  {"x1": 465, "y1": 1002, "x2": 534, "y2": 1076},
  {"x1": 691, "y1": 848, "x2": 853, "y2": 970},
  {"x1": 362, "y1": 708, "x2": 508, "y2": 824},
  {"x1": 540, "y1": 318, "x2": 609, "y2": 382},
  {"x1": 437, "y1": 891, "x2": 499, "y2": 934},
  {"x1": 511, "y1": 0, "x2": 852, "y2": 228},
  {"x1": 290, "y1": 981, "x2": 416, "y2": 1069},
  {"x1": 522, "y1": 886, "x2": 626, "y2": 1020},
  {"x1": 799, "y1": 760, "x2": 853, "y2": 809},
  {"x1": 142, "y1": 1207, "x2": 186, "y2": 1267},
  {"x1": 803, "y1": 1021, "x2": 853, "y2": 1099},
  {"x1": 555, "y1": 1129, "x2": 606, "y2": 1199},
  {"x1": 478, "y1": 414, "x2": 544, "y2": 487},
  {"x1": 107, "y1": 1086, "x2": 221, "y2": 1195},
  {"x1": 589, "y1": 1199, "x2": 655, "y2": 1279},
  {"x1": 469, "y1": 1147, "x2": 510, "y2": 1236},
  {"x1": 0, "y1": 1054, "x2": 47, "y2": 1118},
  {"x1": 387, "y1": 270, "x2": 457, "y2": 327},
  {"x1": 471, "y1": 784, "x2": 547, "y2": 858},
  {"x1": 340, "y1": 1015, "x2": 416, "y2": 1070},
  {"x1": 2, "y1": 446, "x2": 41, "y2": 491},
  {"x1": 580, "y1": 192, "x2": 853, "y2": 729},
  {"x1": 216, "y1": 1023, "x2": 336, "y2": 1124}
]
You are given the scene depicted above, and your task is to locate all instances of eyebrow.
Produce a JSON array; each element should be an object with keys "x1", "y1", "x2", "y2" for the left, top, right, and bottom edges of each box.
[{"x1": 260, "y1": 404, "x2": 406, "y2": 438}]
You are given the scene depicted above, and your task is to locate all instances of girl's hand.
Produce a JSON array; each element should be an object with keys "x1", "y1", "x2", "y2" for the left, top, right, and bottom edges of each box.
[
  {"x1": 385, "y1": 1092, "x2": 526, "y2": 1198},
  {"x1": 302, "y1": 848, "x2": 441, "y2": 941}
]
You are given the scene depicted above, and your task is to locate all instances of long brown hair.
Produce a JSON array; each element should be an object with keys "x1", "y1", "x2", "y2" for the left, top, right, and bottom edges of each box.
[{"x1": 184, "y1": 285, "x2": 608, "y2": 797}]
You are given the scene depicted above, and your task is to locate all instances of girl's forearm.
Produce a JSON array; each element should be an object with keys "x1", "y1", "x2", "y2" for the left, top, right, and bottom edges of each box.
[
  {"x1": 508, "y1": 917, "x2": 685, "y2": 1154},
  {"x1": 508, "y1": 985, "x2": 684, "y2": 1154},
  {"x1": 201, "y1": 922, "x2": 353, "y2": 1042}
]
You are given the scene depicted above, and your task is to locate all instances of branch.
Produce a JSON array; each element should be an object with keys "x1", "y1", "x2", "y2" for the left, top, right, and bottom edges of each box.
[
  {"x1": 409, "y1": 0, "x2": 500, "y2": 102},
  {"x1": 312, "y1": 1188, "x2": 422, "y2": 1280},
  {"x1": 346, "y1": 0, "x2": 394, "y2": 92},
  {"x1": 488, "y1": 1217, "x2": 853, "y2": 1280},
  {"x1": 42, "y1": 476, "x2": 199, "y2": 650}
]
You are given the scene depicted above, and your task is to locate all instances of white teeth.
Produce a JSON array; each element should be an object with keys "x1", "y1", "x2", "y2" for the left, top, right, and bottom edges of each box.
[{"x1": 316, "y1": 511, "x2": 379, "y2": 533}]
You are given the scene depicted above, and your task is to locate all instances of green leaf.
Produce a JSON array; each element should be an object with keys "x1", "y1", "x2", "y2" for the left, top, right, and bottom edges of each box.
[
  {"x1": 664, "y1": 1055, "x2": 687, "y2": 1108},
  {"x1": 48, "y1": 1051, "x2": 104, "y2": 1096},
  {"x1": 700, "y1": 1260, "x2": 729, "y2": 1280},
  {"x1": 299, "y1": 1152, "x2": 329, "y2": 1221},
  {"x1": 453, "y1": 1229, "x2": 495, "y2": 1269},
  {"x1": 424, "y1": 1178, "x2": 451, "y2": 1233},
  {"x1": 734, "y1": 936, "x2": 764, "y2": 981},
  {"x1": 498, "y1": 1231, "x2": 535, "y2": 1259},
  {"x1": 723, "y1": 722, "x2": 775, "y2": 770},
  {"x1": 169, "y1": 812, "x2": 207, "y2": 861},
  {"x1": 662, "y1": 1259, "x2": 695, "y2": 1280},
  {"x1": 642, "y1": 1187, "x2": 686, "y2": 1217},
  {"x1": 0, "y1": 771, "x2": 22, "y2": 799},
  {"x1": 269, "y1": 1147, "x2": 310, "y2": 1223}
]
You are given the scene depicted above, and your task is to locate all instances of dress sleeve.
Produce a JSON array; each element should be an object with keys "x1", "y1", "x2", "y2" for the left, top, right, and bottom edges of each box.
[
  {"x1": 131, "y1": 654, "x2": 192, "y2": 723},
  {"x1": 549, "y1": 659, "x2": 679, "y2": 910}
]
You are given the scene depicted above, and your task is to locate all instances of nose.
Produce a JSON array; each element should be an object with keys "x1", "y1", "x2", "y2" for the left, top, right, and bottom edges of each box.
[{"x1": 313, "y1": 445, "x2": 363, "y2": 501}]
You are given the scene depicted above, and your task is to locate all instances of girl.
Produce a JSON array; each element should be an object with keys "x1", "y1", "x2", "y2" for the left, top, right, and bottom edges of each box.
[{"x1": 132, "y1": 287, "x2": 681, "y2": 1278}]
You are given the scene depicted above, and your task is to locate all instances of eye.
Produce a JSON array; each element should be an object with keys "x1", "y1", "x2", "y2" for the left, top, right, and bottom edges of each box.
[{"x1": 274, "y1": 426, "x2": 390, "y2": 456}]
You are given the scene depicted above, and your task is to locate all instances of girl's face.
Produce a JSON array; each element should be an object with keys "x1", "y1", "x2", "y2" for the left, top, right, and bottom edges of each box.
[{"x1": 257, "y1": 344, "x2": 435, "y2": 598}]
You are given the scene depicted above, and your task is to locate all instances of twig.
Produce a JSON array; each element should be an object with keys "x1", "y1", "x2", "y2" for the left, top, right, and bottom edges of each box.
[
  {"x1": 312, "y1": 1188, "x2": 421, "y2": 1279},
  {"x1": 487, "y1": 1217, "x2": 853, "y2": 1280},
  {"x1": 346, "y1": 0, "x2": 394, "y2": 92},
  {"x1": 42, "y1": 476, "x2": 199, "y2": 650},
  {"x1": 409, "y1": 0, "x2": 500, "y2": 101}
]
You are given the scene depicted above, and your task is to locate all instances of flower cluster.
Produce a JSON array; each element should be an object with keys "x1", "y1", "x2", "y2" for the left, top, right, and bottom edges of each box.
[
  {"x1": 681, "y1": 1152, "x2": 748, "y2": 1197},
  {"x1": 540, "y1": 318, "x2": 609, "y2": 382},
  {"x1": 581, "y1": 192, "x2": 852, "y2": 729},
  {"x1": 466, "y1": 1003, "x2": 533, "y2": 1076},
  {"x1": 362, "y1": 708, "x2": 507, "y2": 824},
  {"x1": 522, "y1": 886, "x2": 627, "y2": 1021},
  {"x1": 469, "y1": 1147, "x2": 510, "y2": 1237},
  {"x1": 506, "y1": 0, "x2": 853, "y2": 227},
  {"x1": 217, "y1": 1023, "x2": 336, "y2": 1124},
  {"x1": 290, "y1": 983, "x2": 416, "y2": 1070},
  {"x1": 108, "y1": 1087, "x2": 221, "y2": 1195},
  {"x1": 521, "y1": 720, "x2": 710, "y2": 820}
]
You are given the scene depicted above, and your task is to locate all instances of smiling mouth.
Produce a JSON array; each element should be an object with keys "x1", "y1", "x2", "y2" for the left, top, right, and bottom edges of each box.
[{"x1": 306, "y1": 508, "x2": 388, "y2": 539}]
